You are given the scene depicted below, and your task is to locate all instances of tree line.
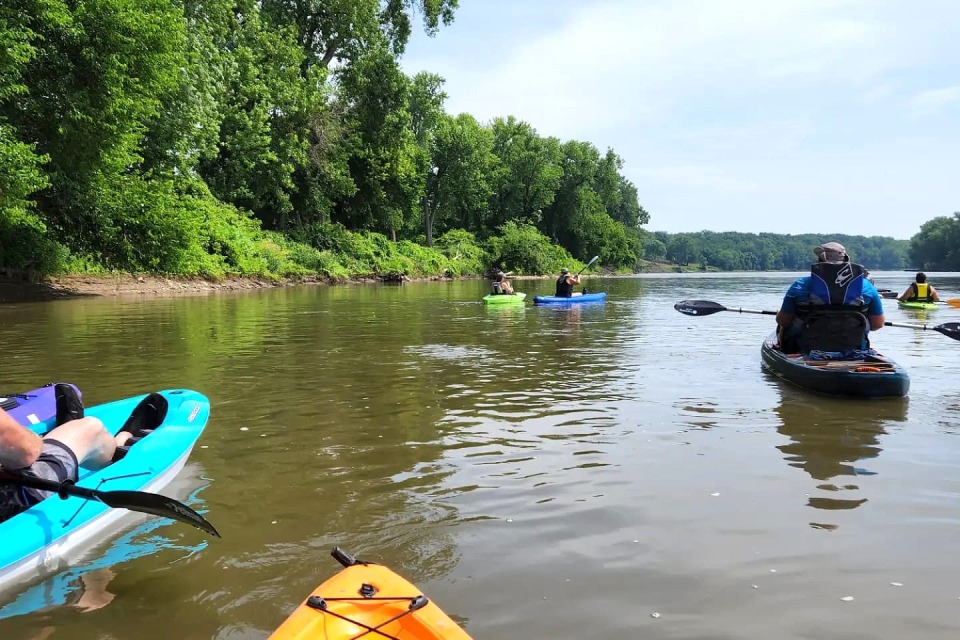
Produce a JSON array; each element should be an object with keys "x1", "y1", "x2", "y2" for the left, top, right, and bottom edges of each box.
[
  {"x1": 908, "y1": 213, "x2": 960, "y2": 271},
  {"x1": 0, "y1": 0, "x2": 648, "y2": 277},
  {"x1": 643, "y1": 231, "x2": 910, "y2": 271}
]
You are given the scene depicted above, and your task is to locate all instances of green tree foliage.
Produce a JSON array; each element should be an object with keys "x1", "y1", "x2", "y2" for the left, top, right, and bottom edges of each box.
[
  {"x1": 488, "y1": 117, "x2": 563, "y2": 232},
  {"x1": 335, "y1": 44, "x2": 421, "y2": 240},
  {"x1": 260, "y1": 0, "x2": 458, "y2": 71},
  {"x1": 1, "y1": 0, "x2": 662, "y2": 278},
  {"x1": 908, "y1": 213, "x2": 960, "y2": 271},
  {"x1": 486, "y1": 221, "x2": 576, "y2": 275},
  {"x1": 426, "y1": 113, "x2": 499, "y2": 243}
]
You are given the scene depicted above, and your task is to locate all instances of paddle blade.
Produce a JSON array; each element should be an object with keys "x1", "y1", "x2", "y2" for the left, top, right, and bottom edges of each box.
[
  {"x1": 944, "y1": 298, "x2": 960, "y2": 308},
  {"x1": 99, "y1": 489, "x2": 221, "y2": 538},
  {"x1": 935, "y1": 322, "x2": 960, "y2": 341},
  {"x1": 674, "y1": 300, "x2": 728, "y2": 316}
]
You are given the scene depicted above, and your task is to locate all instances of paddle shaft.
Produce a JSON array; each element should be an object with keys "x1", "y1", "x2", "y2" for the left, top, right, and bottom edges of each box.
[
  {"x1": 575, "y1": 255, "x2": 599, "y2": 277},
  {"x1": 0, "y1": 470, "x2": 220, "y2": 536}
]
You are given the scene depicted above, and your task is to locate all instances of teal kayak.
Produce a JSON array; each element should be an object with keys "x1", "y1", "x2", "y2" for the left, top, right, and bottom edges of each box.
[
  {"x1": 898, "y1": 300, "x2": 937, "y2": 311},
  {"x1": 533, "y1": 292, "x2": 607, "y2": 305},
  {"x1": 0, "y1": 389, "x2": 211, "y2": 590},
  {"x1": 483, "y1": 292, "x2": 526, "y2": 304}
]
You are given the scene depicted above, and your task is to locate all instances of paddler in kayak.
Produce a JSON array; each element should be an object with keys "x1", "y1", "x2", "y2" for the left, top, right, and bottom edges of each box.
[
  {"x1": 491, "y1": 270, "x2": 514, "y2": 295},
  {"x1": 555, "y1": 268, "x2": 582, "y2": 297},
  {"x1": 898, "y1": 272, "x2": 940, "y2": 303},
  {"x1": 774, "y1": 242, "x2": 885, "y2": 353},
  {"x1": 0, "y1": 387, "x2": 158, "y2": 522}
]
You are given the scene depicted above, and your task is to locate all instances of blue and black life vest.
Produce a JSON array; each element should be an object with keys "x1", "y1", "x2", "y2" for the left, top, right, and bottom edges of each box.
[
  {"x1": 555, "y1": 275, "x2": 573, "y2": 297},
  {"x1": 797, "y1": 262, "x2": 871, "y2": 352}
]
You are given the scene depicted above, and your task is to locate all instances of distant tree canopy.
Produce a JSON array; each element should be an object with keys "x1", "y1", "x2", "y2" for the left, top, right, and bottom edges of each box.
[
  {"x1": 908, "y1": 213, "x2": 960, "y2": 271},
  {"x1": 643, "y1": 231, "x2": 909, "y2": 271}
]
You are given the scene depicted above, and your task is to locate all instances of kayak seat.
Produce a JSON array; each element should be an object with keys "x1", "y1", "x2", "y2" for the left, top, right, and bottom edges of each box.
[
  {"x1": 799, "y1": 311, "x2": 868, "y2": 353},
  {"x1": 54, "y1": 383, "x2": 83, "y2": 427}
]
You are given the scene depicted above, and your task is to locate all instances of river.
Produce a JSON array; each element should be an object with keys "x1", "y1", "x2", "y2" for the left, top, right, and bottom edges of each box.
[{"x1": 1, "y1": 271, "x2": 959, "y2": 639}]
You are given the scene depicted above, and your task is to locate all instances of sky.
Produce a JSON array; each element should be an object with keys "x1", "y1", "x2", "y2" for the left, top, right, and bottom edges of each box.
[{"x1": 399, "y1": 0, "x2": 960, "y2": 239}]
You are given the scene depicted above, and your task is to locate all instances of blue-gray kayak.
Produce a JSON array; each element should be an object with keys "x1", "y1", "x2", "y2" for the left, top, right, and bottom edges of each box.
[{"x1": 760, "y1": 333, "x2": 909, "y2": 398}]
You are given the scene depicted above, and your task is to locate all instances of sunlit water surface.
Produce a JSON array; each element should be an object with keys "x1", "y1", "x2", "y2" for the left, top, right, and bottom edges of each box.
[{"x1": 1, "y1": 272, "x2": 959, "y2": 639}]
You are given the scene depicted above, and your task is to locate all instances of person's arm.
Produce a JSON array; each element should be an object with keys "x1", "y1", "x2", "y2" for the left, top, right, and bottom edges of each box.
[
  {"x1": 897, "y1": 285, "x2": 912, "y2": 301},
  {"x1": 931, "y1": 285, "x2": 940, "y2": 302},
  {"x1": 0, "y1": 407, "x2": 43, "y2": 469},
  {"x1": 866, "y1": 289, "x2": 885, "y2": 330},
  {"x1": 776, "y1": 287, "x2": 798, "y2": 327},
  {"x1": 570, "y1": 274, "x2": 581, "y2": 285}
]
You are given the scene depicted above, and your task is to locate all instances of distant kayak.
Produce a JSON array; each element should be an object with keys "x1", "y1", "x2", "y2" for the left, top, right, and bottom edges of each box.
[
  {"x1": 898, "y1": 300, "x2": 937, "y2": 311},
  {"x1": 270, "y1": 547, "x2": 473, "y2": 640},
  {"x1": 760, "y1": 333, "x2": 909, "y2": 398},
  {"x1": 533, "y1": 292, "x2": 607, "y2": 305},
  {"x1": 1, "y1": 383, "x2": 79, "y2": 428},
  {"x1": 482, "y1": 292, "x2": 526, "y2": 304}
]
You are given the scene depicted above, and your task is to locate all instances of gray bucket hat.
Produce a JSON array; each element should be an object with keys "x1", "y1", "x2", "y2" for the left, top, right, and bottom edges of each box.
[{"x1": 814, "y1": 242, "x2": 848, "y2": 263}]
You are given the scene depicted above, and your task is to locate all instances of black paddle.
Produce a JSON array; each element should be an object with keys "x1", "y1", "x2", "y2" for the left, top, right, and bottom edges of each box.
[
  {"x1": 884, "y1": 321, "x2": 960, "y2": 341},
  {"x1": 0, "y1": 471, "x2": 220, "y2": 537},
  {"x1": 576, "y1": 255, "x2": 600, "y2": 277},
  {"x1": 674, "y1": 299, "x2": 776, "y2": 317},
  {"x1": 674, "y1": 299, "x2": 960, "y2": 342}
]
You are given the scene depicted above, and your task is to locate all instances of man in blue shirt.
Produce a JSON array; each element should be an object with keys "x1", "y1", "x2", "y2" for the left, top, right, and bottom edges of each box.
[{"x1": 776, "y1": 242, "x2": 885, "y2": 352}]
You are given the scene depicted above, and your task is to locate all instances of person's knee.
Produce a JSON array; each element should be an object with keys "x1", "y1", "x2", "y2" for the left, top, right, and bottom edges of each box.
[{"x1": 45, "y1": 417, "x2": 109, "y2": 451}]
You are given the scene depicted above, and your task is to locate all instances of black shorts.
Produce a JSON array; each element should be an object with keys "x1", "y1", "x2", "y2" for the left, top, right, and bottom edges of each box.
[{"x1": 0, "y1": 439, "x2": 79, "y2": 521}]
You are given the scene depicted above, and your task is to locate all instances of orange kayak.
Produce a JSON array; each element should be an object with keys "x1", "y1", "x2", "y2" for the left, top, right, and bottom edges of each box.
[{"x1": 269, "y1": 548, "x2": 473, "y2": 640}]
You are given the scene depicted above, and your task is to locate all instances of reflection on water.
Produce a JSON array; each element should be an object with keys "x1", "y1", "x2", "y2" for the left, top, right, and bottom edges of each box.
[
  {"x1": 774, "y1": 388, "x2": 908, "y2": 522},
  {"x1": 0, "y1": 467, "x2": 212, "y2": 621},
  {"x1": 0, "y1": 273, "x2": 959, "y2": 639}
]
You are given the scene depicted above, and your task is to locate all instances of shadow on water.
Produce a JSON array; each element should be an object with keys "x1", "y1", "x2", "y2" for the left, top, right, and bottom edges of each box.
[{"x1": 773, "y1": 386, "x2": 908, "y2": 527}]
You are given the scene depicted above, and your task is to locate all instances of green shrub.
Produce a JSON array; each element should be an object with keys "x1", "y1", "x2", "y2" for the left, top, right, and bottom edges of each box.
[
  {"x1": 486, "y1": 221, "x2": 576, "y2": 275},
  {"x1": 434, "y1": 229, "x2": 487, "y2": 275}
]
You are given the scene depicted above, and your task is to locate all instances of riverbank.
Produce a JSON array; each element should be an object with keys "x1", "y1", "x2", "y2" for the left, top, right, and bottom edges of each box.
[{"x1": 0, "y1": 259, "x2": 694, "y2": 304}]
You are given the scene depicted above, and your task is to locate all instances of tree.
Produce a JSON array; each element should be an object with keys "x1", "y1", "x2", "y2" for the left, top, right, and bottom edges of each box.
[
  {"x1": 425, "y1": 113, "x2": 499, "y2": 244},
  {"x1": 909, "y1": 213, "x2": 960, "y2": 270},
  {"x1": 260, "y1": 0, "x2": 458, "y2": 73},
  {"x1": 488, "y1": 116, "x2": 562, "y2": 233},
  {"x1": 335, "y1": 44, "x2": 421, "y2": 240},
  {"x1": 408, "y1": 72, "x2": 447, "y2": 245}
]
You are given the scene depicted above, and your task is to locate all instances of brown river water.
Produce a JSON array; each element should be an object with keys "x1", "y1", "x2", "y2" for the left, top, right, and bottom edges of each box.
[{"x1": 1, "y1": 272, "x2": 959, "y2": 639}]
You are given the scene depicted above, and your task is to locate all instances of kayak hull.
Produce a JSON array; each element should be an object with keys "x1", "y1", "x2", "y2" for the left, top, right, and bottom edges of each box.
[
  {"x1": 898, "y1": 300, "x2": 937, "y2": 311},
  {"x1": 1, "y1": 383, "x2": 80, "y2": 429},
  {"x1": 0, "y1": 389, "x2": 210, "y2": 591},
  {"x1": 760, "y1": 334, "x2": 909, "y2": 398},
  {"x1": 533, "y1": 292, "x2": 607, "y2": 305},
  {"x1": 482, "y1": 292, "x2": 526, "y2": 304},
  {"x1": 270, "y1": 559, "x2": 472, "y2": 640}
]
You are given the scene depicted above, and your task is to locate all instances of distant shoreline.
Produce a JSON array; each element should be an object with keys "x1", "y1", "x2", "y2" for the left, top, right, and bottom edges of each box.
[{"x1": 0, "y1": 266, "x2": 943, "y2": 304}]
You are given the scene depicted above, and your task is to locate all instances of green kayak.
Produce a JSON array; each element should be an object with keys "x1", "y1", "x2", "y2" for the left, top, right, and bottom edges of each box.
[
  {"x1": 483, "y1": 292, "x2": 526, "y2": 304},
  {"x1": 898, "y1": 300, "x2": 938, "y2": 311}
]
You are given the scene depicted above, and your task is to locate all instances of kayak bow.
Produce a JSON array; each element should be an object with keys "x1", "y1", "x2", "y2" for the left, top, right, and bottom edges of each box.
[{"x1": 270, "y1": 547, "x2": 473, "y2": 640}]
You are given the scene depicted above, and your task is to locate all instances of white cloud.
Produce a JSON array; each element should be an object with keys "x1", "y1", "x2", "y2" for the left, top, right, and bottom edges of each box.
[{"x1": 907, "y1": 86, "x2": 960, "y2": 117}]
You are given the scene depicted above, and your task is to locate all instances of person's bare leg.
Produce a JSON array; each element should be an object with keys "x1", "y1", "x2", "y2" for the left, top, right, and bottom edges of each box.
[{"x1": 42, "y1": 417, "x2": 131, "y2": 470}]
